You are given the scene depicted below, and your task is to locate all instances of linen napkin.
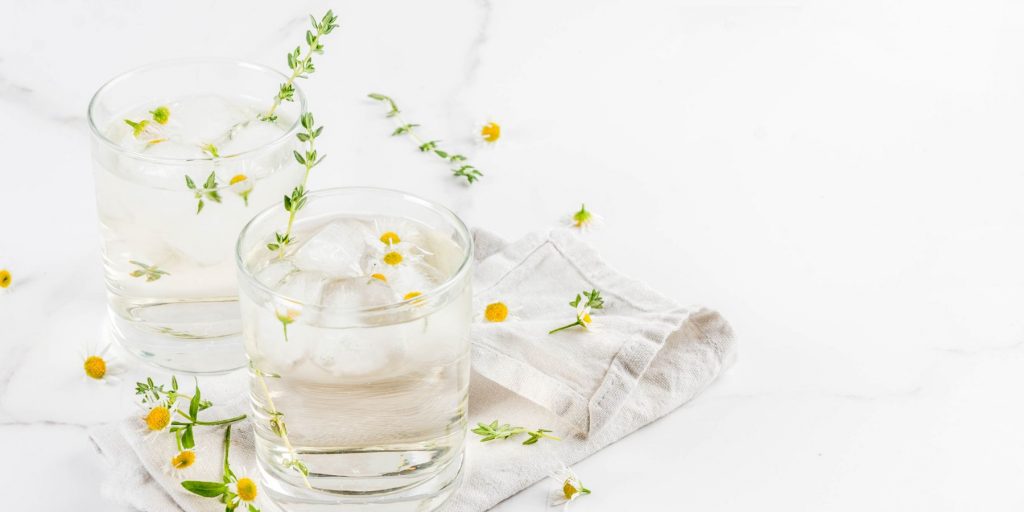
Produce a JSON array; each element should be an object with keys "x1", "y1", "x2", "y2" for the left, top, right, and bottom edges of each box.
[{"x1": 90, "y1": 228, "x2": 736, "y2": 511}]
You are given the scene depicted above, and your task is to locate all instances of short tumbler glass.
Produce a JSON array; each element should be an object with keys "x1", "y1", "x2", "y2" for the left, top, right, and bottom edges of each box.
[
  {"x1": 235, "y1": 188, "x2": 472, "y2": 511},
  {"x1": 88, "y1": 59, "x2": 305, "y2": 373}
]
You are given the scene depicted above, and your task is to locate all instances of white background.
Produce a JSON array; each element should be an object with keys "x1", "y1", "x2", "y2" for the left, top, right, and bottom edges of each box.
[{"x1": 2, "y1": 0, "x2": 1024, "y2": 510}]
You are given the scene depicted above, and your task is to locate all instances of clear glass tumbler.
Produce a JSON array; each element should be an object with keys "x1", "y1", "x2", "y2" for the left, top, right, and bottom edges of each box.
[
  {"x1": 236, "y1": 187, "x2": 473, "y2": 511},
  {"x1": 88, "y1": 59, "x2": 306, "y2": 373}
]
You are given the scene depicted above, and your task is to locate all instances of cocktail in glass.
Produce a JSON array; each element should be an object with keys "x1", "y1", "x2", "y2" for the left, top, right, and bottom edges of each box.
[
  {"x1": 88, "y1": 59, "x2": 306, "y2": 373},
  {"x1": 236, "y1": 187, "x2": 472, "y2": 511}
]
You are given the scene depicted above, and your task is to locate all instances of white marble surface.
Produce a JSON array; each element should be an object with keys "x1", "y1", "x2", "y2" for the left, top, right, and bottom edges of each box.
[{"x1": 3, "y1": 0, "x2": 1024, "y2": 509}]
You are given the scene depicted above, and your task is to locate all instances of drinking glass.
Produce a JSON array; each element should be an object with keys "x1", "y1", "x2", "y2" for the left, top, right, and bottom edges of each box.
[
  {"x1": 236, "y1": 187, "x2": 473, "y2": 510},
  {"x1": 88, "y1": 59, "x2": 306, "y2": 373}
]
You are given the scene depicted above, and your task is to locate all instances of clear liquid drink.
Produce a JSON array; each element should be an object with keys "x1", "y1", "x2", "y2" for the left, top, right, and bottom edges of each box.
[
  {"x1": 88, "y1": 60, "x2": 305, "y2": 373},
  {"x1": 236, "y1": 188, "x2": 473, "y2": 511}
]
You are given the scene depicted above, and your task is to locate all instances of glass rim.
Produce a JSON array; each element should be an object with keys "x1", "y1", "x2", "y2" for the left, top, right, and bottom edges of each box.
[
  {"x1": 235, "y1": 187, "x2": 475, "y2": 314},
  {"x1": 86, "y1": 57, "x2": 307, "y2": 164}
]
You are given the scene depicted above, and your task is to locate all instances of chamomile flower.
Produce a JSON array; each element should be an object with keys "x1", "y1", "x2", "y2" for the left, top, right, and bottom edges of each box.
[
  {"x1": 168, "y1": 450, "x2": 196, "y2": 476},
  {"x1": 402, "y1": 291, "x2": 426, "y2": 306},
  {"x1": 475, "y1": 120, "x2": 502, "y2": 145},
  {"x1": 549, "y1": 289, "x2": 604, "y2": 334},
  {"x1": 229, "y1": 475, "x2": 259, "y2": 503},
  {"x1": 478, "y1": 300, "x2": 522, "y2": 323},
  {"x1": 143, "y1": 405, "x2": 172, "y2": 433},
  {"x1": 378, "y1": 243, "x2": 425, "y2": 269},
  {"x1": 274, "y1": 303, "x2": 302, "y2": 341},
  {"x1": 549, "y1": 464, "x2": 591, "y2": 510},
  {"x1": 0, "y1": 268, "x2": 12, "y2": 289},
  {"x1": 229, "y1": 174, "x2": 254, "y2": 206},
  {"x1": 80, "y1": 342, "x2": 123, "y2": 385},
  {"x1": 568, "y1": 203, "x2": 602, "y2": 231},
  {"x1": 150, "y1": 106, "x2": 170, "y2": 125}
]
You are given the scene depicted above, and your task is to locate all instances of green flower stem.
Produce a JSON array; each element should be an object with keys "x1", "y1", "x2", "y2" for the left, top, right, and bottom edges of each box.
[
  {"x1": 548, "y1": 320, "x2": 583, "y2": 334},
  {"x1": 173, "y1": 409, "x2": 247, "y2": 426},
  {"x1": 222, "y1": 424, "x2": 232, "y2": 477},
  {"x1": 194, "y1": 414, "x2": 248, "y2": 426}
]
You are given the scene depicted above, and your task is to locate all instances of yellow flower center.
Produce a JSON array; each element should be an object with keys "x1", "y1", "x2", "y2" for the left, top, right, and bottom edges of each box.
[
  {"x1": 379, "y1": 231, "x2": 401, "y2": 245},
  {"x1": 0, "y1": 269, "x2": 10, "y2": 288},
  {"x1": 403, "y1": 291, "x2": 422, "y2": 301},
  {"x1": 229, "y1": 174, "x2": 248, "y2": 185},
  {"x1": 144, "y1": 406, "x2": 171, "y2": 431},
  {"x1": 171, "y1": 450, "x2": 196, "y2": 469},
  {"x1": 480, "y1": 122, "x2": 501, "y2": 143},
  {"x1": 83, "y1": 356, "x2": 107, "y2": 380},
  {"x1": 562, "y1": 480, "x2": 579, "y2": 500},
  {"x1": 371, "y1": 273, "x2": 387, "y2": 282},
  {"x1": 383, "y1": 251, "x2": 403, "y2": 266},
  {"x1": 236, "y1": 477, "x2": 258, "y2": 502},
  {"x1": 484, "y1": 302, "x2": 509, "y2": 322},
  {"x1": 582, "y1": 313, "x2": 592, "y2": 325}
]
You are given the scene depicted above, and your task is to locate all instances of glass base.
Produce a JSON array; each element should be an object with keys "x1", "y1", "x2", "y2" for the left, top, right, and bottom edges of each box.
[
  {"x1": 259, "y1": 449, "x2": 464, "y2": 512},
  {"x1": 108, "y1": 302, "x2": 247, "y2": 374}
]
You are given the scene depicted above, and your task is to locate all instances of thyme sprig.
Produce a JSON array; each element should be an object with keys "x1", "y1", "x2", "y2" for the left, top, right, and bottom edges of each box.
[
  {"x1": 185, "y1": 171, "x2": 222, "y2": 214},
  {"x1": 471, "y1": 420, "x2": 561, "y2": 445},
  {"x1": 260, "y1": 10, "x2": 340, "y2": 123},
  {"x1": 368, "y1": 93, "x2": 484, "y2": 184},
  {"x1": 548, "y1": 289, "x2": 604, "y2": 334},
  {"x1": 266, "y1": 112, "x2": 324, "y2": 257},
  {"x1": 253, "y1": 367, "x2": 312, "y2": 487}
]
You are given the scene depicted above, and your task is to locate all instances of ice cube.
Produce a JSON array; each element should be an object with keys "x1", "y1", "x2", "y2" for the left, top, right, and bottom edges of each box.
[
  {"x1": 309, "y1": 324, "x2": 410, "y2": 380},
  {"x1": 255, "y1": 260, "x2": 299, "y2": 288},
  {"x1": 164, "y1": 95, "x2": 254, "y2": 143},
  {"x1": 275, "y1": 270, "x2": 330, "y2": 305},
  {"x1": 139, "y1": 138, "x2": 208, "y2": 160},
  {"x1": 321, "y1": 277, "x2": 398, "y2": 310},
  {"x1": 289, "y1": 222, "x2": 367, "y2": 277},
  {"x1": 389, "y1": 261, "x2": 444, "y2": 297},
  {"x1": 218, "y1": 118, "x2": 287, "y2": 156}
]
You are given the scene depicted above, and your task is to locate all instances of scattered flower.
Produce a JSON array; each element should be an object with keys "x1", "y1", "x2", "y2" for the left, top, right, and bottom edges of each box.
[
  {"x1": 549, "y1": 289, "x2": 604, "y2": 334},
  {"x1": 476, "y1": 120, "x2": 501, "y2": 144},
  {"x1": 80, "y1": 342, "x2": 122, "y2": 385},
  {"x1": 568, "y1": 203, "x2": 602, "y2": 231},
  {"x1": 549, "y1": 464, "x2": 591, "y2": 510},
  {"x1": 484, "y1": 302, "x2": 509, "y2": 322},
  {"x1": 229, "y1": 174, "x2": 254, "y2": 206},
  {"x1": 0, "y1": 268, "x2": 11, "y2": 289}
]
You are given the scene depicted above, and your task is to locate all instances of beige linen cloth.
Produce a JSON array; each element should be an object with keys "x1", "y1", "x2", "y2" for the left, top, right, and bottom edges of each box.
[{"x1": 90, "y1": 229, "x2": 737, "y2": 511}]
